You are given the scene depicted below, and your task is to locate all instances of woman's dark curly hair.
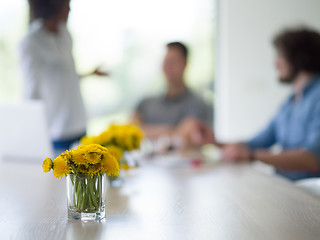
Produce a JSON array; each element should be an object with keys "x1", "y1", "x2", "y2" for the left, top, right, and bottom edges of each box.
[
  {"x1": 28, "y1": 0, "x2": 69, "y2": 22},
  {"x1": 273, "y1": 27, "x2": 320, "y2": 79}
]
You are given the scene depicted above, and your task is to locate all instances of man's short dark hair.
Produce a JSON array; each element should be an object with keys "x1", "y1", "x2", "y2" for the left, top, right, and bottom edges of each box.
[
  {"x1": 273, "y1": 27, "x2": 320, "y2": 78},
  {"x1": 28, "y1": 0, "x2": 69, "y2": 21},
  {"x1": 166, "y1": 42, "x2": 188, "y2": 59}
]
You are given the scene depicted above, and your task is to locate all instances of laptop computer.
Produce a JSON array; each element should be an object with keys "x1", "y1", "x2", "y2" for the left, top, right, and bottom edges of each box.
[{"x1": 0, "y1": 101, "x2": 54, "y2": 163}]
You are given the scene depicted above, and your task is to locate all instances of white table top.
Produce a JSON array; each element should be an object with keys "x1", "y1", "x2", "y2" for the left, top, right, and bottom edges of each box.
[{"x1": 0, "y1": 159, "x2": 320, "y2": 240}]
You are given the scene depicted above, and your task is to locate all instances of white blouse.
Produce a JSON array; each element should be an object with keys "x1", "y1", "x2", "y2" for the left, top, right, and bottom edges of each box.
[{"x1": 19, "y1": 20, "x2": 86, "y2": 141}]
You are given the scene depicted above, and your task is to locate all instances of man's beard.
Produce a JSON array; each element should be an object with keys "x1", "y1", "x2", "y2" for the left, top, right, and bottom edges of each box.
[{"x1": 279, "y1": 70, "x2": 297, "y2": 84}]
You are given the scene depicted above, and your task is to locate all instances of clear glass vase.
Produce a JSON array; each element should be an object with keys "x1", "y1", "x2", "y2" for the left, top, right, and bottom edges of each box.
[{"x1": 67, "y1": 174, "x2": 106, "y2": 221}]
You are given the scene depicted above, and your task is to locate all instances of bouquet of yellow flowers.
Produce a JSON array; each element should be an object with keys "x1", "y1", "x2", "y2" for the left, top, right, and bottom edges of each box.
[
  {"x1": 80, "y1": 125, "x2": 143, "y2": 188},
  {"x1": 81, "y1": 124, "x2": 143, "y2": 168},
  {"x1": 42, "y1": 144, "x2": 119, "y2": 178},
  {"x1": 81, "y1": 124, "x2": 143, "y2": 152},
  {"x1": 42, "y1": 144, "x2": 120, "y2": 220}
]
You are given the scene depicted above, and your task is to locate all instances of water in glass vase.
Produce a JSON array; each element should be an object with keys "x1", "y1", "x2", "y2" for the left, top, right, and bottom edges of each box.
[{"x1": 67, "y1": 174, "x2": 106, "y2": 221}]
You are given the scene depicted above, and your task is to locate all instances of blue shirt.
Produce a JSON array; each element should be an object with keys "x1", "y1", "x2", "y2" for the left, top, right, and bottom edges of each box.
[{"x1": 247, "y1": 75, "x2": 320, "y2": 181}]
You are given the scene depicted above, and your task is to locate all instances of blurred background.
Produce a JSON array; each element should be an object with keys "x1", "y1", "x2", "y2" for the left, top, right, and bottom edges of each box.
[
  {"x1": 1, "y1": 0, "x2": 320, "y2": 141},
  {"x1": 0, "y1": 0, "x2": 215, "y2": 136},
  {"x1": 216, "y1": 0, "x2": 320, "y2": 141}
]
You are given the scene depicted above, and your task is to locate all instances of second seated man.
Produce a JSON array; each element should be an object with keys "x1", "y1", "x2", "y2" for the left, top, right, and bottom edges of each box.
[{"x1": 132, "y1": 42, "x2": 213, "y2": 147}]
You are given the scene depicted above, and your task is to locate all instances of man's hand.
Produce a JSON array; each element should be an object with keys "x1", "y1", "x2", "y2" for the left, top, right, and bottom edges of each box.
[
  {"x1": 82, "y1": 67, "x2": 109, "y2": 78},
  {"x1": 92, "y1": 67, "x2": 109, "y2": 76},
  {"x1": 222, "y1": 143, "x2": 251, "y2": 162},
  {"x1": 175, "y1": 117, "x2": 216, "y2": 147}
]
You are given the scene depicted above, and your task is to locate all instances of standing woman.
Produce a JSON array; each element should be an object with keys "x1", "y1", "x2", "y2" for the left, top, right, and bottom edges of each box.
[{"x1": 19, "y1": 0, "x2": 99, "y2": 154}]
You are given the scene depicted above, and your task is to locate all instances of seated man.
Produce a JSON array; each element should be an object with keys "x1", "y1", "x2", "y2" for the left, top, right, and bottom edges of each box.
[
  {"x1": 132, "y1": 42, "x2": 213, "y2": 144},
  {"x1": 222, "y1": 28, "x2": 320, "y2": 180}
]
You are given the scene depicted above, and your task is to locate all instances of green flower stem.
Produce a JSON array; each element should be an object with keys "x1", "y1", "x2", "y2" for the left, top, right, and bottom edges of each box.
[
  {"x1": 80, "y1": 179, "x2": 87, "y2": 210},
  {"x1": 70, "y1": 175, "x2": 77, "y2": 207},
  {"x1": 70, "y1": 174, "x2": 103, "y2": 212},
  {"x1": 76, "y1": 177, "x2": 83, "y2": 209},
  {"x1": 89, "y1": 178, "x2": 98, "y2": 208},
  {"x1": 97, "y1": 177, "x2": 102, "y2": 206}
]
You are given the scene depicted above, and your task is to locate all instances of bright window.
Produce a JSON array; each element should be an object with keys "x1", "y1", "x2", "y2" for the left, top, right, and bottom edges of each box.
[{"x1": 0, "y1": 0, "x2": 216, "y2": 135}]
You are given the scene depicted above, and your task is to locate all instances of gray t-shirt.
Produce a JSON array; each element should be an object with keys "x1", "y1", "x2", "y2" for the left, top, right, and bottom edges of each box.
[{"x1": 136, "y1": 89, "x2": 213, "y2": 126}]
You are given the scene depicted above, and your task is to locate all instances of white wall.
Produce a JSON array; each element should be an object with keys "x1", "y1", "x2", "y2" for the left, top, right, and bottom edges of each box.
[{"x1": 215, "y1": 0, "x2": 320, "y2": 142}]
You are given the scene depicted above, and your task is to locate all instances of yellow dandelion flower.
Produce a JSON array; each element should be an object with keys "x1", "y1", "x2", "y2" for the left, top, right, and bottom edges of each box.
[
  {"x1": 77, "y1": 145, "x2": 85, "y2": 150},
  {"x1": 72, "y1": 151, "x2": 87, "y2": 165},
  {"x1": 84, "y1": 152, "x2": 101, "y2": 165},
  {"x1": 78, "y1": 165, "x2": 89, "y2": 175},
  {"x1": 107, "y1": 145, "x2": 123, "y2": 162},
  {"x1": 99, "y1": 131, "x2": 112, "y2": 145},
  {"x1": 102, "y1": 124, "x2": 143, "y2": 151},
  {"x1": 121, "y1": 162, "x2": 131, "y2": 170},
  {"x1": 42, "y1": 157, "x2": 53, "y2": 173},
  {"x1": 80, "y1": 136, "x2": 92, "y2": 145},
  {"x1": 53, "y1": 156, "x2": 71, "y2": 179},
  {"x1": 124, "y1": 137, "x2": 134, "y2": 151},
  {"x1": 87, "y1": 163, "x2": 102, "y2": 177},
  {"x1": 101, "y1": 152, "x2": 119, "y2": 177},
  {"x1": 60, "y1": 150, "x2": 72, "y2": 163},
  {"x1": 85, "y1": 144, "x2": 104, "y2": 153}
]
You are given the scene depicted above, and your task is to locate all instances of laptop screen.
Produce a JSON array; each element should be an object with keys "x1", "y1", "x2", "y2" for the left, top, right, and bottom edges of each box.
[{"x1": 0, "y1": 101, "x2": 53, "y2": 163}]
